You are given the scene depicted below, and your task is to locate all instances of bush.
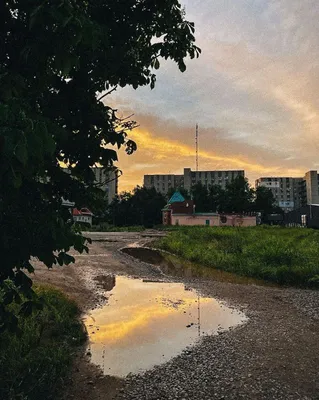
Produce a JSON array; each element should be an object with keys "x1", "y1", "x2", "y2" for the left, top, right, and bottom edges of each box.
[{"x1": 0, "y1": 286, "x2": 86, "y2": 400}]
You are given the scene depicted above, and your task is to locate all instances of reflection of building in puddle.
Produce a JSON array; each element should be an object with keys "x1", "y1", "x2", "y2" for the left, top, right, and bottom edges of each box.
[{"x1": 84, "y1": 276, "x2": 247, "y2": 377}]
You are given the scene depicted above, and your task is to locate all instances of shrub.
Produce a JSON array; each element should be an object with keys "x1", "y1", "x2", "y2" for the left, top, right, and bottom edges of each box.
[{"x1": 0, "y1": 286, "x2": 86, "y2": 400}]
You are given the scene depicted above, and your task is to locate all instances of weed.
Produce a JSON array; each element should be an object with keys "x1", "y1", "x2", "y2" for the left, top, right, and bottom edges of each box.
[
  {"x1": 156, "y1": 226, "x2": 319, "y2": 287},
  {"x1": 0, "y1": 286, "x2": 86, "y2": 400}
]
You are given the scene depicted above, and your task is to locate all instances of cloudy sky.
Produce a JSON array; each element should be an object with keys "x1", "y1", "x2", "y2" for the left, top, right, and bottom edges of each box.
[{"x1": 107, "y1": 0, "x2": 319, "y2": 192}]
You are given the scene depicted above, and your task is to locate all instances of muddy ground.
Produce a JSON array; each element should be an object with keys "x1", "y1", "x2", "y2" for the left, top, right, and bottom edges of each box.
[{"x1": 33, "y1": 232, "x2": 319, "y2": 400}]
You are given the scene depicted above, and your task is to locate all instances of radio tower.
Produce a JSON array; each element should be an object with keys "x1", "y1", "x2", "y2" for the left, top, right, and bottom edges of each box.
[{"x1": 195, "y1": 123, "x2": 199, "y2": 171}]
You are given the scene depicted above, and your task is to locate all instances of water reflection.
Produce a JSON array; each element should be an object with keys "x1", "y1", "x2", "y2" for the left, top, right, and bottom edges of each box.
[{"x1": 85, "y1": 276, "x2": 247, "y2": 377}]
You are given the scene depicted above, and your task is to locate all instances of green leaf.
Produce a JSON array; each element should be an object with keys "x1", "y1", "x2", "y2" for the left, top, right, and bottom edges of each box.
[
  {"x1": 19, "y1": 301, "x2": 34, "y2": 317},
  {"x1": 154, "y1": 58, "x2": 160, "y2": 70},
  {"x1": 15, "y1": 140, "x2": 28, "y2": 165},
  {"x1": 178, "y1": 60, "x2": 187, "y2": 73},
  {"x1": 11, "y1": 168, "x2": 22, "y2": 189}
]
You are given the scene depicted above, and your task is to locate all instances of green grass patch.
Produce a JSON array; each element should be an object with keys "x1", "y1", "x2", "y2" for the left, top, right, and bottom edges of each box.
[
  {"x1": 0, "y1": 286, "x2": 86, "y2": 400},
  {"x1": 155, "y1": 226, "x2": 319, "y2": 287}
]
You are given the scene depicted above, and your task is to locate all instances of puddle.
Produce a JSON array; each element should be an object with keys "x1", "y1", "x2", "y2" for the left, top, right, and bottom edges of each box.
[
  {"x1": 121, "y1": 247, "x2": 278, "y2": 287},
  {"x1": 85, "y1": 276, "x2": 247, "y2": 377}
]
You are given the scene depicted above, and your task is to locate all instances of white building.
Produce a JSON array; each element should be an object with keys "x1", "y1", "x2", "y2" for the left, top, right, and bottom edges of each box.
[
  {"x1": 256, "y1": 170, "x2": 319, "y2": 212},
  {"x1": 72, "y1": 208, "x2": 93, "y2": 226},
  {"x1": 144, "y1": 168, "x2": 245, "y2": 195},
  {"x1": 92, "y1": 167, "x2": 118, "y2": 204}
]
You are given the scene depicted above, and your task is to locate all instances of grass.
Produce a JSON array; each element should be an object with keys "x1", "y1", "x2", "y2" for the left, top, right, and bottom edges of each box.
[
  {"x1": 0, "y1": 286, "x2": 86, "y2": 400},
  {"x1": 155, "y1": 226, "x2": 319, "y2": 287}
]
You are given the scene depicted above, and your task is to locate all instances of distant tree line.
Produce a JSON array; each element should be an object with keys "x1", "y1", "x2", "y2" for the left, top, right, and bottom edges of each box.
[
  {"x1": 187, "y1": 176, "x2": 281, "y2": 214},
  {"x1": 106, "y1": 186, "x2": 167, "y2": 227},
  {"x1": 105, "y1": 176, "x2": 281, "y2": 227}
]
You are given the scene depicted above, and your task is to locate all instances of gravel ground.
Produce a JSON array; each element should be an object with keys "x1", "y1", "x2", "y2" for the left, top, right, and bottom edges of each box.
[
  {"x1": 33, "y1": 232, "x2": 319, "y2": 400},
  {"x1": 115, "y1": 238, "x2": 319, "y2": 400}
]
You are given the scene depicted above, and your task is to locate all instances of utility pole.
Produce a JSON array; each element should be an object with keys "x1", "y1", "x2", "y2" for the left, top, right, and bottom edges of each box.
[{"x1": 195, "y1": 123, "x2": 199, "y2": 171}]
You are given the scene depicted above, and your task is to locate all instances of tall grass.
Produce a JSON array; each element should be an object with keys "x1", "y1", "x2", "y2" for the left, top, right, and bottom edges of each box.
[
  {"x1": 0, "y1": 286, "x2": 86, "y2": 400},
  {"x1": 156, "y1": 226, "x2": 319, "y2": 287}
]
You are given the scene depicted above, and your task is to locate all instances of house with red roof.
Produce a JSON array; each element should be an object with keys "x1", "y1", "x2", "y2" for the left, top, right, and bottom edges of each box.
[{"x1": 72, "y1": 208, "x2": 93, "y2": 226}]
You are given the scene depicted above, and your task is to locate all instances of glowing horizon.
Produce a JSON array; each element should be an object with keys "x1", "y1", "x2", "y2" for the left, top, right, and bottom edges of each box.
[{"x1": 102, "y1": 0, "x2": 319, "y2": 192}]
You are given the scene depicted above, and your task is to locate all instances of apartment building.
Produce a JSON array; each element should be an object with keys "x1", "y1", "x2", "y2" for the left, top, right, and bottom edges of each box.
[
  {"x1": 302, "y1": 170, "x2": 319, "y2": 205},
  {"x1": 255, "y1": 170, "x2": 319, "y2": 212},
  {"x1": 92, "y1": 167, "x2": 118, "y2": 204},
  {"x1": 144, "y1": 168, "x2": 245, "y2": 195},
  {"x1": 63, "y1": 167, "x2": 118, "y2": 204},
  {"x1": 255, "y1": 177, "x2": 302, "y2": 212}
]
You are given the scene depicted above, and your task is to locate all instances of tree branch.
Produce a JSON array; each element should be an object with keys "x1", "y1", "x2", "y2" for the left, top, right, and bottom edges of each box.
[{"x1": 97, "y1": 86, "x2": 118, "y2": 102}]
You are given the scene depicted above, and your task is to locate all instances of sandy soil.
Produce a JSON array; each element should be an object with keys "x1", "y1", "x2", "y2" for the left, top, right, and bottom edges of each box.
[{"x1": 32, "y1": 232, "x2": 319, "y2": 400}]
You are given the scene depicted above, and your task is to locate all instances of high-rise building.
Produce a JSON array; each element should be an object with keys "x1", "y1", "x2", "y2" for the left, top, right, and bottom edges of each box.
[
  {"x1": 62, "y1": 167, "x2": 118, "y2": 204},
  {"x1": 91, "y1": 167, "x2": 118, "y2": 204},
  {"x1": 255, "y1": 177, "x2": 302, "y2": 212},
  {"x1": 144, "y1": 168, "x2": 245, "y2": 195},
  {"x1": 255, "y1": 170, "x2": 319, "y2": 212},
  {"x1": 302, "y1": 171, "x2": 319, "y2": 206}
]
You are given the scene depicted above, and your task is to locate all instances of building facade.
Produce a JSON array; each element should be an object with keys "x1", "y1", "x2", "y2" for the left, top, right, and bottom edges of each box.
[
  {"x1": 144, "y1": 168, "x2": 245, "y2": 195},
  {"x1": 162, "y1": 191, "x2": 256, "y2": 227},
  {"x1": 72, "y1": 208, "x2": 93, "y2": 226},
  {"x1": 255, "y1": 177, "x2": 302, "y2": 212},
  {"x1": 255, "y1": 170, "x2": 319, "y2": 212},
  {"x1": 303, "y1": 171, "x2": 319, "y2": 206},
  {"x1": 92, "y1": 167, "x2": 118, "y2": 204},
  {"x1": 63, "y1": 167, "x2": 118, "y2": 204}
]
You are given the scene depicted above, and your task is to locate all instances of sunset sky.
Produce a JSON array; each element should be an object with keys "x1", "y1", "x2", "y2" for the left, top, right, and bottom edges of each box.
[{"x1": 106, "y1": 0, "x2": 319, "y2": 192}]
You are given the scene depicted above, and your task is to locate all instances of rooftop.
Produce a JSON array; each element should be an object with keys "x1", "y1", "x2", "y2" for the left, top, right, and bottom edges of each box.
[{"x1": 168, "y1": 191, "x2": 185, "y2": 204}]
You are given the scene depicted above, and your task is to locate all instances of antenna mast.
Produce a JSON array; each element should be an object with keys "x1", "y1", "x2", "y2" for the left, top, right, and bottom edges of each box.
[{"x1": 195, "y1": 123, "x2": 199, "y2": 171}]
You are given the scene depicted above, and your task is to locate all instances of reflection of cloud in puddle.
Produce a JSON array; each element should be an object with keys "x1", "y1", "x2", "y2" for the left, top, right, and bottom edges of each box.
[
  {"x1": 159, "y1": 297, "x2": 186, "y2": 310},
  {"x1": 85, "y1": 276, "x2": 247, "y2": 377}
]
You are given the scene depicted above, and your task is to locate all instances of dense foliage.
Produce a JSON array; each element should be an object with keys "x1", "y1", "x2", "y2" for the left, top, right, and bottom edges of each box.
[
  {"x1": 0, "y1": 286, "x2": 85, "y2": 400},
  {"x1": 0, "y1": 0, "x2": 200, "y2": 329},
  {"x1": 107, "y1": 186, "x2": 166, "y2": 227},
  {"x1": 104, "y1": 178, "x2": 278, "y2": 229},
  {"x1": 156, "y1": 226, "x2": 319, "y2": 287},
  {"x1": 177, "y1": 176, "x2": 277, "y2": 214}
]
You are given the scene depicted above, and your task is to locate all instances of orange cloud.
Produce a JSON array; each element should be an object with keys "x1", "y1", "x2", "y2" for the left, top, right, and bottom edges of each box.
[
  {"x1": 86, "y1": 296, "x2": 209, "y2": 344},
  {"x1": 117, "y1": 127, "x2": 305, "y2": 192}
]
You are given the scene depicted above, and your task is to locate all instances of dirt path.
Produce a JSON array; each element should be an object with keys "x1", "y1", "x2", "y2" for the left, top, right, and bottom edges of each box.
[{"x1": 33, "y1": 232, "x2": 319, "y2": 400}]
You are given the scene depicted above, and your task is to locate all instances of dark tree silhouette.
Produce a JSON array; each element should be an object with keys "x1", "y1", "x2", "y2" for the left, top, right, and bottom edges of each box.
[
  {"x1": 108, "y1": 187, "x2": 166, "y2": 227},
  {"x1": 0, "y1": 0, "x2": 200, "y2": 330}
]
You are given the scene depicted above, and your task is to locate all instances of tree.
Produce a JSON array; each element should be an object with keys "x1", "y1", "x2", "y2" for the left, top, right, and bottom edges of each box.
[
  {"x1": 208, "y1": 184, "x2": 226, "y2": 212},
  {"x1": 0, "y1": 0, "x2": 200, "y2": 330},
  {"x1": 108, "y1": 186, "x2": 166, "y2": 227},
  {"x1": 191, "y1": 182, "x2": 210, "y2": 212},
  {"x1": 224, "y1": 176, "x2": 254, "y2": 213},
  {"x1": 254, "y1": 186, "x2": 276, "y2": 215}
]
